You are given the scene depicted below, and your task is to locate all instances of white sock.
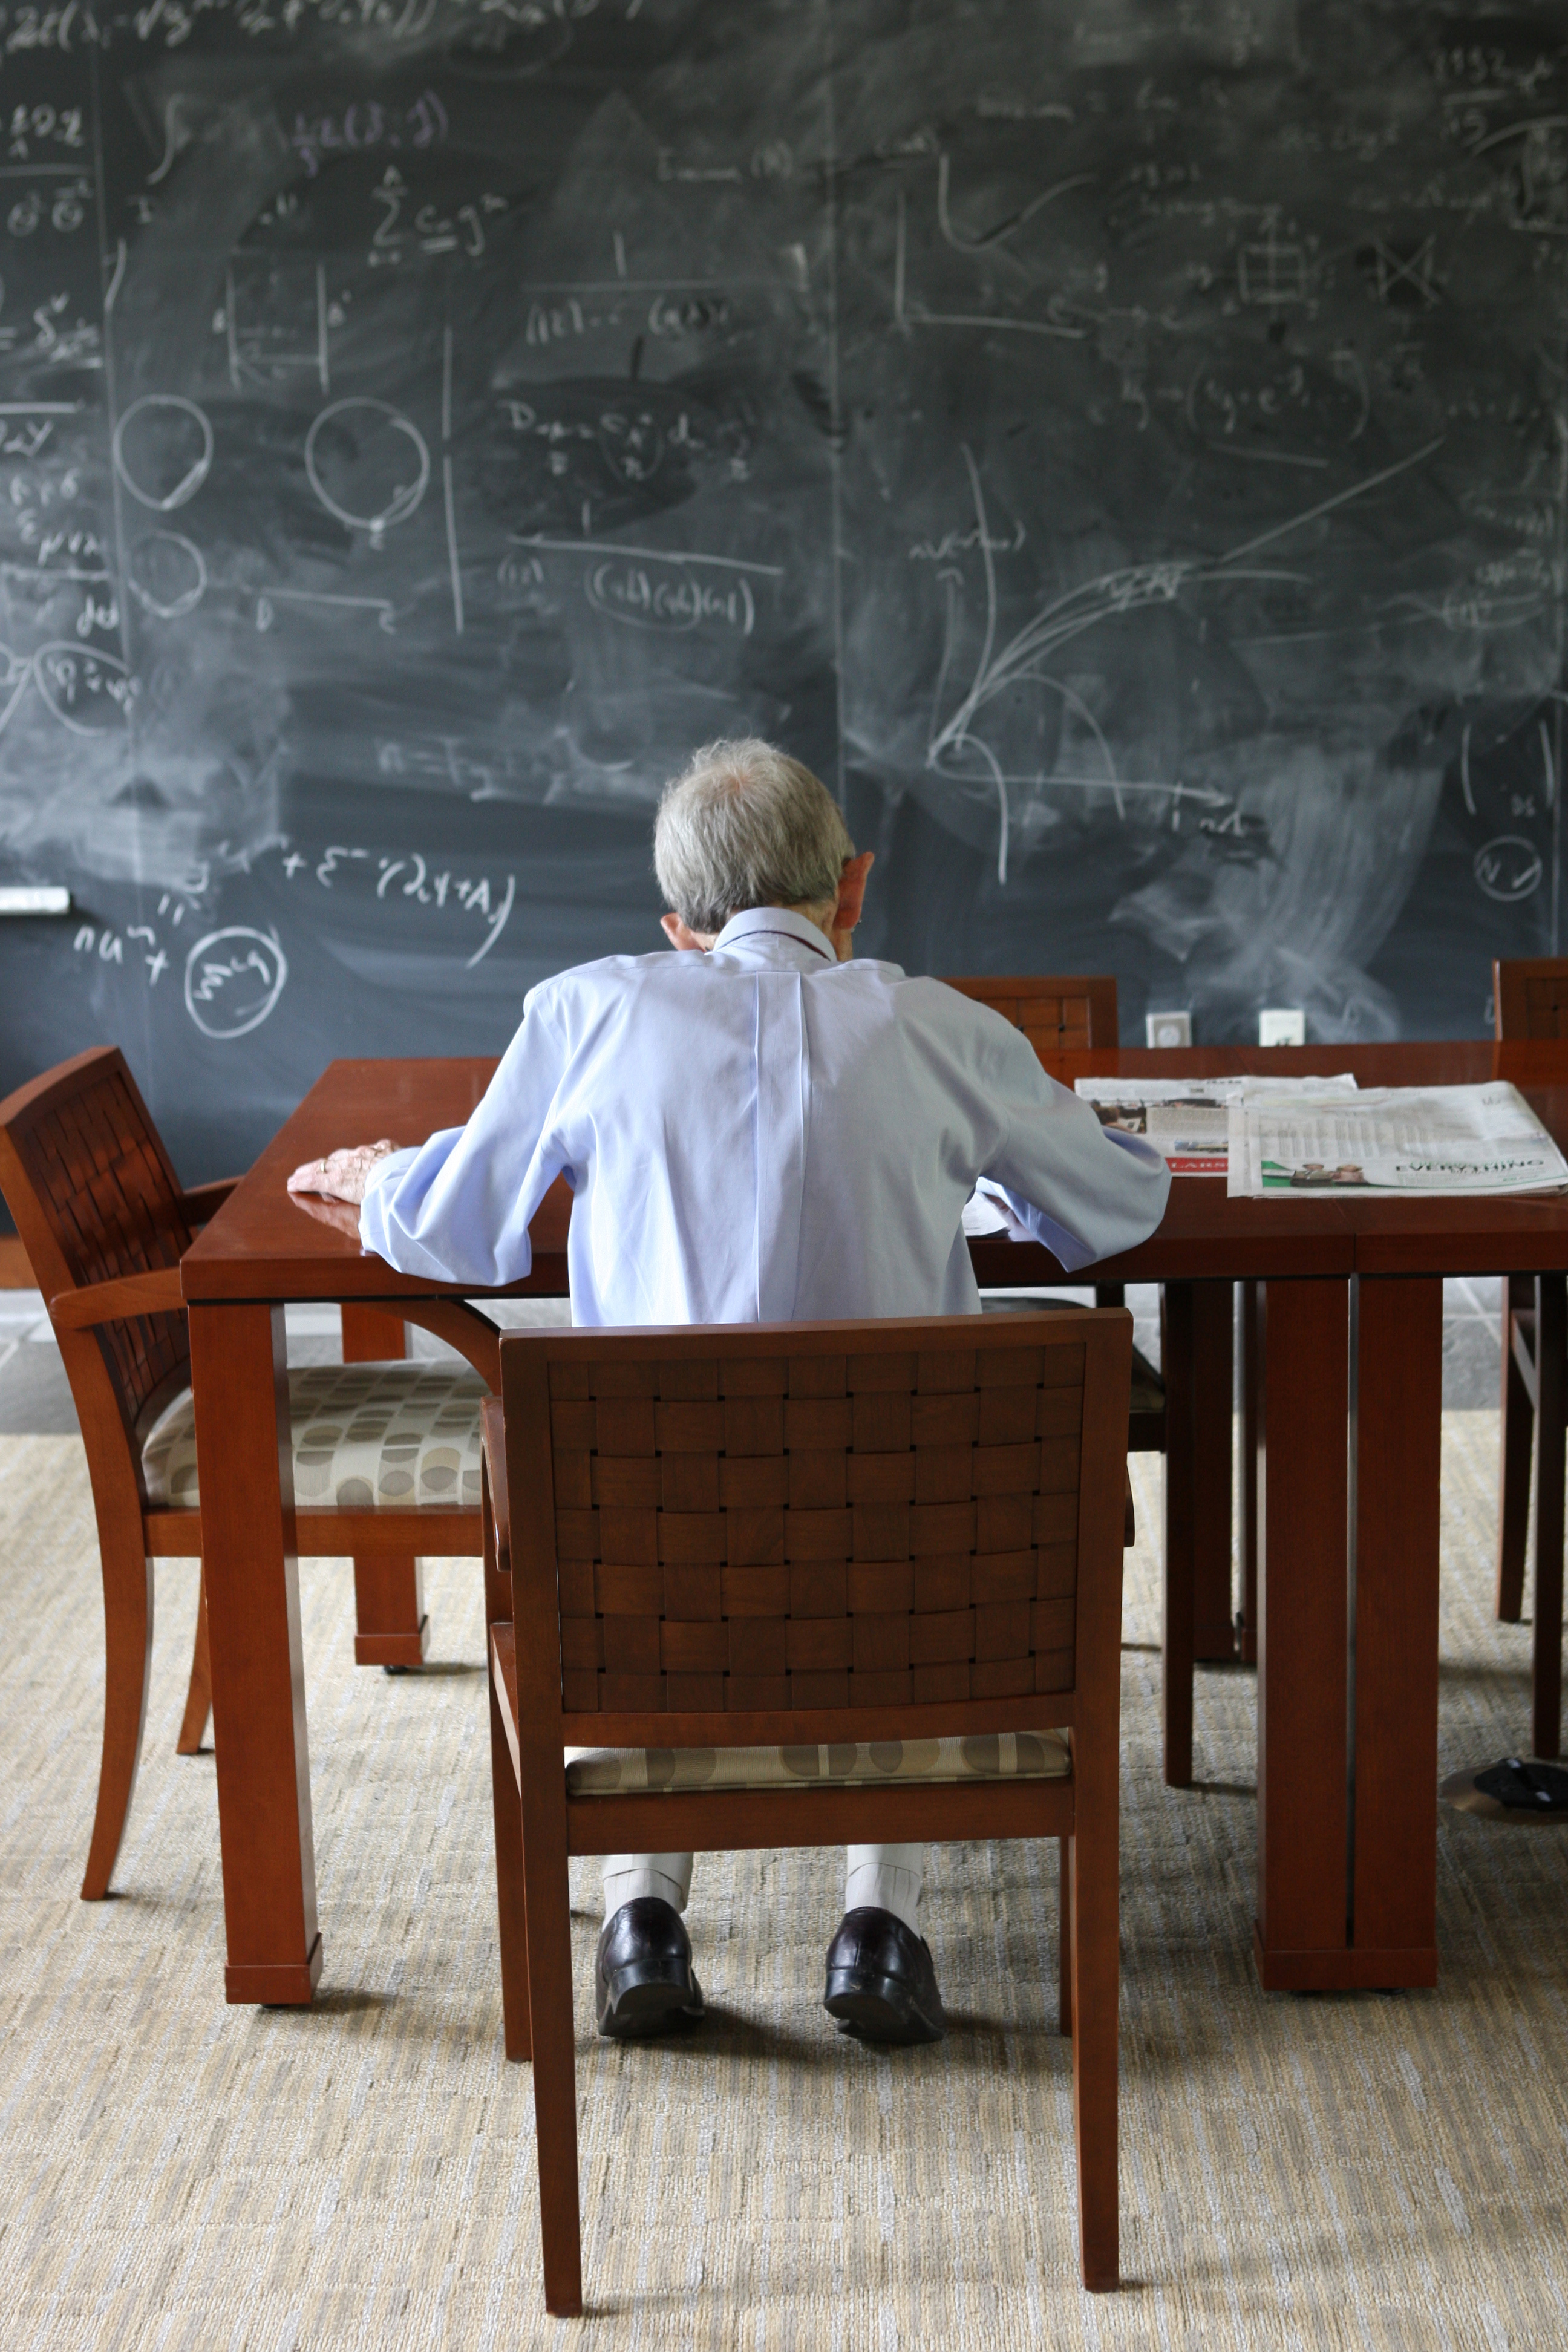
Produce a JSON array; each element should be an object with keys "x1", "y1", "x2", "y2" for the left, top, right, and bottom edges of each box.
[
  {"x1": 602, "y1": 1852, "x2": 693, "y2": 1919},
  {"x1": 845, "y1": 1843, "x2": 924, "y2": 1935}
]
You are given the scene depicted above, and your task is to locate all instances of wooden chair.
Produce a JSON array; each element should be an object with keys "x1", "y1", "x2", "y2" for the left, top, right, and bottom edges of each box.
[
  {"x1": 483, "y1": 1308, "x2": 1132, "y2": 2312},
  {"x1": 941, "y1": 972, "x2": 1155, "y2": 1405},
  {"x1": 0, "y1": 1046, "x2": 500, "y2": 1898},
  {"x1": 941, "y1": 972, "x2": 1120, "y2": 1059},
  {"x1": 1493, "y1": 959, "x2": 1568, "y2": 1756}
]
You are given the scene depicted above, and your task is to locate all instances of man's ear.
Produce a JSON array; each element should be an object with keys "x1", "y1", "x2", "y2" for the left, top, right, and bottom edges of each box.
[
  {"x1": 661, "y1": 912, "x2": 708, "y2": 952},
  {"x1": 828, "y1": 851, "x2": 875, "y2": 959}
]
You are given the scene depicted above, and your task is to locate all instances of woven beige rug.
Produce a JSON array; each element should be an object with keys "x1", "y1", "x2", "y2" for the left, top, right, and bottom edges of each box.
[{"x1": 1, "y1": 1420, "x2": 1565, "y2": 2350}]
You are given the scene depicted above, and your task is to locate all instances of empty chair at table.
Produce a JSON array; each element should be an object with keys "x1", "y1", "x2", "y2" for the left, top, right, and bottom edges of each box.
[
  {"x1": 0, "y1": 1045, "x2": 497, "y2": 1897},
  {"x1": 944, "y1": 972, "x2": 1236, "y2": 1787},
  {"x1": 941, "y1": 973, "x2": 1165, "y2": 1433},
  {"x1": 482, "y1": 1308, "x2": 1134, "y2": 2313}
]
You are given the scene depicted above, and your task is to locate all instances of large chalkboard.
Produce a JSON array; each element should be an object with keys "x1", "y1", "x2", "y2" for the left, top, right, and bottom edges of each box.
[{"x1": 0, "y1": 0, "x2": 1564, "y2": 1192}]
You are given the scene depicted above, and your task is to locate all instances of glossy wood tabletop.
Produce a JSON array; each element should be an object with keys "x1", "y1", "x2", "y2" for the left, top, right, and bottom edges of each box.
[
  {"x1": 181, "y1": 1058, "x2": 570, "y2": 1301},
  {"x1": 182, "y1": 1047, "x2": 1568, "y2": 1309}
]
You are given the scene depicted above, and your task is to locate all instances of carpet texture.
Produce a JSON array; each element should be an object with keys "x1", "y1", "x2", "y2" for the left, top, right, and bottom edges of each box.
[{"x1": 1, "y1": 1420, "x2": 1565, "y2": 2350}]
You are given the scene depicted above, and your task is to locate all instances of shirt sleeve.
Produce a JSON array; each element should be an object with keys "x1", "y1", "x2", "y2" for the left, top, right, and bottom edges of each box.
[
  {"x1": 978, "y1": 1031, "x2": 1171, "y2": 1275},
  {"x1": 358, "y1": 995, "x2": 570, "y2": 1285}
]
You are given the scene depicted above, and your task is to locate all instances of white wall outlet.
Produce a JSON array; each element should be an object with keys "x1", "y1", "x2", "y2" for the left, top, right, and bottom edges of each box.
[
  {"x1": 1259, "y1": 1008, "x2": 1306, "y2": 1046},
  {"x1": 1146, "y1": 1010, "x2": 1192, "y2": 1048}
]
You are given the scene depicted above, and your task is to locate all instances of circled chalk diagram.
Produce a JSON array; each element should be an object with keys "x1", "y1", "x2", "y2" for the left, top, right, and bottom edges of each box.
[
  {"x1": 33, "y1": 642, "x2": 134, "y2": 734},
  {"x1": 113, "y1": 395, "x2": 214, "y2": 513},
  {"x1": 1474, "y1": 836, "x2": 1543, "y2": 904},
  {"x1": 183, "y1": 926, "x2": 289, "y2": 1040},
  {"x1": 305, "y1": 399, "x2": 430, "y2": 536},
  {"x1": 128, "y1": 531, "x2": 207, "y2": 620}
]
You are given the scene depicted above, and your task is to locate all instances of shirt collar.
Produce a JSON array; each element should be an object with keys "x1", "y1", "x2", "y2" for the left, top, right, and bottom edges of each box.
[{"x1": 710, "y1": 906, "x2": 835, "y2": 964}]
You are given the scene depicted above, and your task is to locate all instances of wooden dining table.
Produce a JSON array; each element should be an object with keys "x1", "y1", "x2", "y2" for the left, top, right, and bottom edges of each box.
[{"x1": 183, "y1": 1040, "x2": 1568, "y2": 2006}]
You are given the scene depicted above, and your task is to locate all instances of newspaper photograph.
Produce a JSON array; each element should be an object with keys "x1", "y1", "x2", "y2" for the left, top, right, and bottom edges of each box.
[
  {"x1": 1073, "y1": 1073, "x2": 1358, "y2": 1177},
  {"x1": 1226, "y1": 1083, "x2": 1568, "y2": 1199}
]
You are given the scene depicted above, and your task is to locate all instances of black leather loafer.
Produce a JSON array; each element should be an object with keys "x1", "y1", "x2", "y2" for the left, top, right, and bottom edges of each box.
[
  {"x1": 595, "y1": 1896, "x2": 704, "y2": 2039},
  {"x1": 823, "y1": 1906, "x2": 945, "y2": 2044}
]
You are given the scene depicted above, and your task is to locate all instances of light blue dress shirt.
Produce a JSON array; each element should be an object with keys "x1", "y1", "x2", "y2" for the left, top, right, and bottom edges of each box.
[{"x1": 359, "y1": 907, "x2": 1171, "y2": 1320}]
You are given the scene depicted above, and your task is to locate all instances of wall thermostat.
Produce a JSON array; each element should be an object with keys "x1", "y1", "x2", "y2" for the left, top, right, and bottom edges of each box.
[{"x1": 1146, "y1": 1011, "x2": 1192, "y2": 1048}]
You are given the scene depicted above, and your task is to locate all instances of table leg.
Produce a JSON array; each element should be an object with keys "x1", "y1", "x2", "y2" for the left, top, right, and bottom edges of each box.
[
  {"x1": 1161, "y1": 1281, "x2": 1236, "y2": 1788},
  {"x1": 340, "y1": 1303, "x2": 428, "y2": 1667},
  {"x1": 1348, "y1": 1276, "x2": 1440, "y2": 1986},
  {"x1": 1192, "y1": 1282, "x2": 1236, "y2": 1662},
  {"x1": 1161, "y1": 1284, "x2": 1195, "y2": 1790},
  {"x1": 189, "y1": 1302, "x2": 321, "y2": 2005},
  {"x1": 1237, "y1": 1281, "x2": 1259, "y2": 1665},
  {"x1": 1254, "y1": 1278, "x2": 1350, "y2": 1988},
  {"x1": 1495, "y1": 1275, "x2": 1535, "y2": 1623},
  {"x1": 1531, "y1": 1276, "x2": 1566, "y2": 1762}
]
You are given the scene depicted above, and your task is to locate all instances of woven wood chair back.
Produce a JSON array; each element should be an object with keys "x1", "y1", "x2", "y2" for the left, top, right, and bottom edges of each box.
[
  {"x1": 941, "y1": 973, "x2": 1119, "y2": 1056},
  {"x1": 0, "y1": 1045, "x2": 192, "y2": 1432},
  {"x1": 500, "y1": 1309, "x2": 1132, "y2": 1748},
  {"x1": 1494, "y1": 957, "x2": 1568, "y2": 1042}
]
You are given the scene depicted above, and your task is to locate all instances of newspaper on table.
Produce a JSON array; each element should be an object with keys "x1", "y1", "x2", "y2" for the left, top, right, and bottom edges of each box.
[
  {"x1": 1070, "y1": 1072, "x2": 1359, "y2": 1177},
  {"x1": 960, "y1": 1071, "x2": 1359, "y2": 1236},
  {"x1": 1226, "y1": 1083, "x2": 1568, "y2": 1200}
]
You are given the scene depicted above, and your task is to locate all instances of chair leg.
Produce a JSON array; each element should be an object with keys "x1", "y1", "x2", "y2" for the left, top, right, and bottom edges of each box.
[
  {"x1": 175, "y1": 1564, "x2": 212, "y2": 1755},
  {"x1": 81, "y1": 1530, "x2": 155, "y2": 1901},
  {"x1": 1058, "y1": 1837, "x2": 1073, "y2": 2039},
  {"x1": 1498, "y1": 1277, "x2": 1535, "y2": 1623},
  {"x1": 1532, "y1": 1278, "x2": 1566, "y2": 1760},
  {"x1": 518, "y1": 1766, "x2": 583, "y2": 2314},
  {"x1": 1068, "y1": 1828, "x2": 1119, "y2": 2292},
  {"x1": 351, "y1": 1553, "x2": 429, "y2": 1669},
  {"x1": 489, "y1": 1665, "x2": 532, "y2": 2062}
]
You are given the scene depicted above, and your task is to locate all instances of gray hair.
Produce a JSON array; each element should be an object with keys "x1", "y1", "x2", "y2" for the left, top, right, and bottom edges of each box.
[{"x1": 653, "y1": 737, "x2": 855, "y2": 933}]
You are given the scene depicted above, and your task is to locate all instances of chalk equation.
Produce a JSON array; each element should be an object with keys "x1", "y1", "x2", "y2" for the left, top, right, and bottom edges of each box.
[
  {"x1": 31, "y1": 641, "x2": 135, "y2": 731},
  {"x1": 71, "y1": 907, "x2": 289, "y2": 1039},
  {"x1": 584, "y1": 557, "x2": 755, "y2": 635},
  {"x1": 290, "y1": 88, "x2": 446, "y2": 178},
  {"x1": 503, "y1": 536, "x2": 781, "y2": 641},
  {"x1": 496, "y1": 389, "x2": 755, "y2": 497},
  {"x1": 3, "y1": 176, "x2": 90, "y2": 236},
  {"x1": 281, "y1": 839, "x2": 516, "y2": 965},
  {"x1": 5, "y1": 100, "x2": 85, "y2": 158},
  {"x1": 125, "y1": 0, "x2": 442, "y2": 48},
  {"x1": 368, "y1": 166, "x2": 507, "y2": 264},
  {"x1": 0, "y1": 283, "x2": 96, "y2": 370}
]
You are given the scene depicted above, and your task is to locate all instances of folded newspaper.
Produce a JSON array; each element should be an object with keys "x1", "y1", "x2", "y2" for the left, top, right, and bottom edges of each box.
[
  {"x1": 961, "y1": 1071, "x2": 1361, "y2": 1235},
  {"x1": 1071, "y1": 1073, "x2": 1358, "y2": 1177},
  {"x1": 1226, "y1": 1083, "x2": 1568, "y2": 1199}
]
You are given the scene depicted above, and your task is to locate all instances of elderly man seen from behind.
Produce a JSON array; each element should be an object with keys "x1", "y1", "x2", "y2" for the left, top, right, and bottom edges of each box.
[{"x1": 291, "y1": 738, "x2": 1169, "y2": 2045}]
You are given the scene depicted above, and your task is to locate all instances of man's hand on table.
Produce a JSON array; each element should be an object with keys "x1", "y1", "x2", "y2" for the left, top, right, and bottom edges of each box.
[{"x1": 286, "y1": 1140, "x2": 400, "y2": 1206}]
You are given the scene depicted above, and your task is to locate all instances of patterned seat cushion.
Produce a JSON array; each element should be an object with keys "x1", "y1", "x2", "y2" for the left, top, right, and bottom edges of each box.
[
  {"x1": 564, "y1": 1728, "x2": 1070, "y2": 1795},
  {"x1": 140, "y1": 1362, "x2": 488, "y2": 1512}
]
